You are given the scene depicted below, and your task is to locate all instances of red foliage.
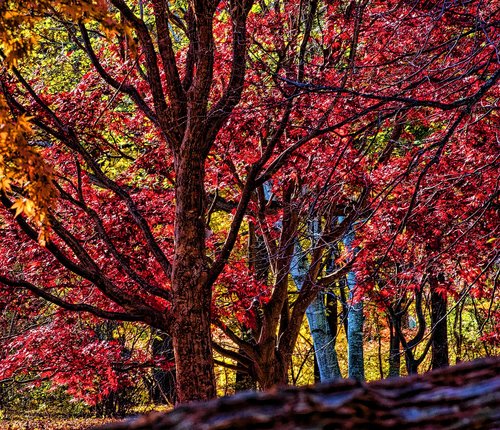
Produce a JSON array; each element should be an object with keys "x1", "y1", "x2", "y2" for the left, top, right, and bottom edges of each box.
[{"x1": 0, "y1": 0, "x2": 498, "y2": 399}]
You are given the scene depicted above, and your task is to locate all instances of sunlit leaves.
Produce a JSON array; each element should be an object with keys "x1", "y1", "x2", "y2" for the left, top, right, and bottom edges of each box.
[
  {"x1": 0, "y1": 95, "x2": 54, "y2": 244},
  {"x1": 0, "y1": 1, "x2": 135, "y2": 68}
]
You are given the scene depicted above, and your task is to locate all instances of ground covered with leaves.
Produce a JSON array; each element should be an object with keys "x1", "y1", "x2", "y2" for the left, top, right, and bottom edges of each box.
[{"x1": 0, "y1": 418, "x2": 115, "y2": 430}]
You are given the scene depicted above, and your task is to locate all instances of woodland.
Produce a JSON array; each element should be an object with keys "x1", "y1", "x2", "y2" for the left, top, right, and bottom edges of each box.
[{"x1": 0, "y1": 0, "x2": 499, "y2": 427}]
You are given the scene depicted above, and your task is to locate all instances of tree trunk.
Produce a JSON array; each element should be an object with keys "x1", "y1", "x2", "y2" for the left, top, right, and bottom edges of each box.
[
  {"x1": 306, "y1": 292, "x2": 342, "y2": 381},
  {"x1": 313, "y1": 352, "x2": 320, "y2": 383},
  {"x1": 346, "y1": 275, "x2": 364, "y2": 381},
  {"x1": 388, "y1": 318, "x2": 400, "y2": 378},
  {"x1": 291, "y1": 238, "x2": 341, "y2": 382},
  {"x1": 342, "y1": 221, "x2": 364, "y2": 381},
  {"x1": 453, "y1": 300, "x2": 464, "y2": 363},
  {"x1": 254, "y1": 348, "x2": 288, "y2": 390},
  {"x1": 431, "y1": 288, "x2": 449, "y2": 369},
  {"x1": 171, "y1": 153, "x2": 215, "y2": 403},
  {"x1": 97, "y1": 357, "x2": 500, "y2": 430},
  {"x1": 406, "y1": 355, "x2": 420, "y2": 375},
  {"x1": 339, "y1": 278, "x2": 349, "y2": 336},
  {"x1": 95, "y1": 321, "x2": 128, "y2": 417},
  {"x1": 255, "y1": 360, "x2": 288, "y2": 390}
]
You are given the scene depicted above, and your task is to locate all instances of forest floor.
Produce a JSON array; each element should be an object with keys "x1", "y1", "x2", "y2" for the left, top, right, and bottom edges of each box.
[{"x1": 0, "y1": 418, "x2": 115, "y2": 429}]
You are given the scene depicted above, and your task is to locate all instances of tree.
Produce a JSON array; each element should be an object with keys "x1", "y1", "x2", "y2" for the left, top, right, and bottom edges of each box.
[
  {"x1": 291, "y1": 225, "x2": 341, "y2": 382},
  {"x1": 0, "y1": 0, "x2": 499, "y2": 403}
]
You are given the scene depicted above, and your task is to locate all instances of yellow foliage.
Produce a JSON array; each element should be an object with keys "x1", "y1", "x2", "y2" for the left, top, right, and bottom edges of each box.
[
  {"x1": 0, "y1": 2, "x2": 132, "y2": 244},
  {"x1": 0, "y1": 93, "x2": 54, "y2": 244},
  {"x1": 0, "y1": 1, "x2": 134, "y2": 68}
]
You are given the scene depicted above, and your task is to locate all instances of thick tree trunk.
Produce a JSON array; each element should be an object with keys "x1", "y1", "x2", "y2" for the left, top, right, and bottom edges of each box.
[
  {"x1": 254, "y1": 348, "x2": 288, "y2": 390},
  {"x1": 171, "y1": 249, "x2": 214, "y2": 404},
  {"x1": 97, "y1": 357, "x2": 500, "y2": 430},
  {"x1": 171, "y1": 153, "x2": 215, "y2": 403}
]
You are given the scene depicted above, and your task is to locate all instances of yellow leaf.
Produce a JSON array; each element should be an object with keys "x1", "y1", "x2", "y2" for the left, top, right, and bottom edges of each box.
[
  {"x1": 0, "y1": 176, "x2": 11, "y2": 192},
  {"x1": 11, "y1": 199, "x2": 25, "y2": 218},
  {"x1": 24, "y1": 198, "x2": 35, "y2": 217}
]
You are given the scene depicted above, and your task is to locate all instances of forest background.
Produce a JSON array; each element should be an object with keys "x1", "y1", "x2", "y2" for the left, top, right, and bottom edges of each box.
[{"x1": 0, "y1": 0, "x2": 498, "y2": 423}]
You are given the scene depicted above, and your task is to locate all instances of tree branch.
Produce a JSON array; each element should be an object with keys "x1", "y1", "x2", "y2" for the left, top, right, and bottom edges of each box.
[{"x1": 0, "y1": 275, "x2": 144, "y2": 322}]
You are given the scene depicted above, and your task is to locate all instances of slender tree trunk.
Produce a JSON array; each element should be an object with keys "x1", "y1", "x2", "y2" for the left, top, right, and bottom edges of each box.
[
  {"x1": 346, "y1": 270, "x2": 365, "y2": 381},
  {"x1": 388, "y1": 318, "x2": 401, "y2": 378},
  {"x1": 375, "y1": 313, "x2": 384, "y2": 379},
  {"x1": 453, "y1": 300, "x2": 464, "y2": 363},
  {"x1": 407, "y1": 359, "x2": 420, "y2": 375},
  {"x1": 342, "y1": 221, "x2": 365, "y2": 381},
  {"x1": 291, "y1": 238, "x2": 341, "y2": 382},
  {"x1": 306, "y1": 293, "x2": 342, "y2": 381},
  {"x1": 95, "y1": 321, "x2": 125, "y2": 417},
  {"x1": 431, "y1": 276, "x2": 449, "y2": 370},
  {"x1": 339, "y1": 278, "x2": 349, "y2": 336},
  {"x1": 171, "y1": 153, "x2": 215, "y2": 403}
]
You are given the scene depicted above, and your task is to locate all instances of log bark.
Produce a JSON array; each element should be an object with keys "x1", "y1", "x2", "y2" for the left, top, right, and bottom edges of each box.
[{"x1": 96, "y1": 357, "x2": 500, "y2": 430}]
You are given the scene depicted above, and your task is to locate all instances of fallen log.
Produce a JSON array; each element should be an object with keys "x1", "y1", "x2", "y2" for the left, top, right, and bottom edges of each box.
[{"x1": 96, "y1": 357, "x2": 500, "y2": 430}]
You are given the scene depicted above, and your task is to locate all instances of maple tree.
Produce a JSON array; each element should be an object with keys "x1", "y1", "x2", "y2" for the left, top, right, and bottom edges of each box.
[{"x1": 0, "y1": 0, "x2": 499, "y2": 405}]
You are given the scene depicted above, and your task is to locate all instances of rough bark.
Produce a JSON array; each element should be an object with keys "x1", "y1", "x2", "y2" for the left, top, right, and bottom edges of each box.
[
  {"x1": 253, "y1": 347, "x2": 288, "y2": 390},
  {"x1": 170, "y1": 154, "x2": 215, "y2": 402},
  {"x1": 96, "y1": 357, "x2": 500, "y2": 430},
  {"x1": 431, "y1": 290, "x2": 449, "y2": 369}
]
